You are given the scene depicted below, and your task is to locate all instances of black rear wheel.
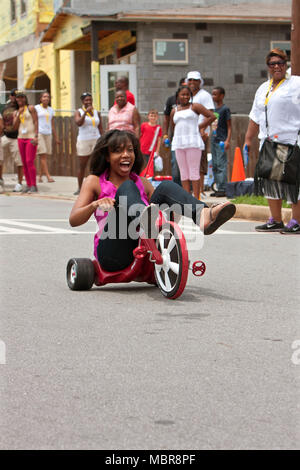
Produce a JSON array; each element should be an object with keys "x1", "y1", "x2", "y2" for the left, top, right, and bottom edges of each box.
[{"x1": 66, "y1": 258, "x2": 95, "y2": 291}]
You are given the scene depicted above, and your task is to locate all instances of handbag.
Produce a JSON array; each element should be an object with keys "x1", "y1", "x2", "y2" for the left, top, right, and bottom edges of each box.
[{"x1": 254, "y1": 100, "x2": 300, "y2": 203}]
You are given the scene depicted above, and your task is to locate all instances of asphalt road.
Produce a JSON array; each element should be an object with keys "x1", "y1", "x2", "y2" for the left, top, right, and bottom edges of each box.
[{"x1": 0, "y1": 195, "x2": 299, "y2": 450}]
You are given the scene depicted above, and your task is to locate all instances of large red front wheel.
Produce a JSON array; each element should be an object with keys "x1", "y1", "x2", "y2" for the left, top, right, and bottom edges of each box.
[{"x1": 154, "y1": 222, "x2": 188, "y2": 299}]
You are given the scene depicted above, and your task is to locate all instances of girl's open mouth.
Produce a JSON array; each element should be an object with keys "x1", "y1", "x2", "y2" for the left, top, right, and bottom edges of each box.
[{"x1": 120, "y1": 161, "x2": 132, "y2": 170}]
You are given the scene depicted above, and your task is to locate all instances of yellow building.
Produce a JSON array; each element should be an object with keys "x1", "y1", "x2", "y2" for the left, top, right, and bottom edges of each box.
[
  {"x1": 0, "y1": 0, "x2": 73, "y2": 114},
  {"x1": 0, "y1": 1, "x2": 137, "y2": 115}
]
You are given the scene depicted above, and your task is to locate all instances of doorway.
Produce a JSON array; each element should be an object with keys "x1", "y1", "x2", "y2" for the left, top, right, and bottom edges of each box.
[{"x1": 100, "y1": 64, "x2": 137, "y2": 112}]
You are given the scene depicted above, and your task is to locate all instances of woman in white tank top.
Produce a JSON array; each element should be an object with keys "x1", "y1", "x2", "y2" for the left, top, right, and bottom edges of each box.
[
  {"x1": 170, "y1": 85, "x2": 215, "y2": 199},
  {"x1": 74, "y1": 92, "x2": 103, "y2": 195}
]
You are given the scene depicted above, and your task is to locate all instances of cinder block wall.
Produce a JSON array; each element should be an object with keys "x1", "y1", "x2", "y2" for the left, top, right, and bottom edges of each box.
[{"x1": 136, "y1": 22, "x2": 290, "y2": 114}]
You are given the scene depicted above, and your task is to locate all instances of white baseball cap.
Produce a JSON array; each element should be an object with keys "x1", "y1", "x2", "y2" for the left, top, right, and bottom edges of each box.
[{"x1": 186, "y1": 71, "x2": 204, "y2": 86}]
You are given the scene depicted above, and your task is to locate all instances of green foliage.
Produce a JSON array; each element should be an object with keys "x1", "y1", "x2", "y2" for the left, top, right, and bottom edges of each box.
[{"x1": 230, "y1": 194, "x2": 291, "y2": 208}]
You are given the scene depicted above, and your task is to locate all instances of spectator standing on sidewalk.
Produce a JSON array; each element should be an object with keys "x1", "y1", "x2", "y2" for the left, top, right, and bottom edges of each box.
[
  {"x1": 162, "y1": 77, "x2": 186, "y2": 185},
  {"x1": 210, "y1": 87, "x2": 231, "y2": 197},
  {"x1": 108, "y1": 90, "x2": 140, "y2": 138},
  {"x1": 13, "y1": 91, "x2": 39, "y2": 193},
  {"x1": 244, "y1": 48, "x2": 300, "y2": 234},
  {"x1": 1, "y1": 89, "x2": 23, "y2": 192},
  {"x1": 170, "y1": 85, "x2": 215, "y2": 200},
  {"x1": 114, "y1": 76, "x2": 135, "y2": 105},
  {"x1": 140, "y1": 109, "x2": 162, "y2": 165},
  {"x1": 35, "y1": 91, "x2": 60, "y2": 183},
  {"x1": 74, "y1": 92, "x2": 103, "y2": 195},
  {"x1": 187, "y1": 71, "x2": 214, "y2": 198}
]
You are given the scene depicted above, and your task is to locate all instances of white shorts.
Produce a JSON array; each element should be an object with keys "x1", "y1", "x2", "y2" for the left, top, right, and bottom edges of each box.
[
  {"x1": 37, "y1": 134, "x2": 52, "y2": 155},
  {"x1": 76, "y1": 138, "x2": 97, "y2": 157},
  {"x1": 1, "y1": 136, "x2": 22, "y2": 166}
]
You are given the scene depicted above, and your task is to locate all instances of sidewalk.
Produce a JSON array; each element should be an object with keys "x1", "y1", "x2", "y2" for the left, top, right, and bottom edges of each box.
[{"x1": 1, "y1": 173, "x2": 292, "y2": 223}]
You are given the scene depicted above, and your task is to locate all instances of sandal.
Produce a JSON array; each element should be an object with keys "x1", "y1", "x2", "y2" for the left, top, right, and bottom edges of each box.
[
  {"x1": 204, "y1": 202, "x2": 236, "y2": 235},
  {"x1": 47, "y1": 178, "x2": 55, "y2": 183}
]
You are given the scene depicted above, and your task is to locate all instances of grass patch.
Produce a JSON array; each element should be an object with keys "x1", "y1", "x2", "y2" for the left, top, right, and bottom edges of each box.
[{"x1": 230, "y1": 194, "x2": 291, "y2": 208}]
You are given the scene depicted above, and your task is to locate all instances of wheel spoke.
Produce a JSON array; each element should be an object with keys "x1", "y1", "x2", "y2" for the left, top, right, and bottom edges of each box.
[
  {"x1": 169, "y1": 261, "x2": 179, "y2": 275},
  {"x1": 164, "y1": 270, "x2": 172, "y2": 291},
  {"x1": 166, "y1": 235, "x2": 176, "y2": 254}
]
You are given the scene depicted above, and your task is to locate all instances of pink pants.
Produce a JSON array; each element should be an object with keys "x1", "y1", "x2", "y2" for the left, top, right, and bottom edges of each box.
[
  {"x1": 18, "y1": 139, "x2": 37, "y2": 187},
  {"x1": 175, "y1": 148, "x2": 202, "y2": 181}
]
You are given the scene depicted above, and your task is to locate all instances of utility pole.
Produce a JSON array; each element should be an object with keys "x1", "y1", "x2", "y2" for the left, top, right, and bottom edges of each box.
[{"x1": 291, "y1": 0, "x2": 300, "y2": 75}]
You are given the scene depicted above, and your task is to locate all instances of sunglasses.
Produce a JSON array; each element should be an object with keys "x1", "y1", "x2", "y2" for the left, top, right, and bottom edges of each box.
[
  {"x1": 267, "y1": 60, "x2": 286, "y2": 68},
  {"x1": 81, "y1": 92, "x2": 92, "y2": 98}
]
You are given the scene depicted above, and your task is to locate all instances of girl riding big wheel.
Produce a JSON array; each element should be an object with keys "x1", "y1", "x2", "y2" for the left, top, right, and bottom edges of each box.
[
  {"x1": 68, "y1": 130, "x2": 236, "y2": 299},
  {"x1": 67, "y1": 215, "x2": 188, "y2": 299}
]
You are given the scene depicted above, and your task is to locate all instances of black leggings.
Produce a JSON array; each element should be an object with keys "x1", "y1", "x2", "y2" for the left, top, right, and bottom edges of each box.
[{"x1": 97, "y1": 180, "x2": 207, "y2": 271}]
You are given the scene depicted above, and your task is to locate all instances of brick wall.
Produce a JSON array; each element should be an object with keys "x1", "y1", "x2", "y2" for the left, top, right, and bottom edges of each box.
[{"x1": 136, "y1": 22, "x2": 290, "y2": 114}]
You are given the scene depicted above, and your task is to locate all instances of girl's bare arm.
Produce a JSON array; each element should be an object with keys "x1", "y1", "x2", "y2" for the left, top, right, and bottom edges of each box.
[{"x1": 69, "y1": 175, "x2": 109, "y2": 226}]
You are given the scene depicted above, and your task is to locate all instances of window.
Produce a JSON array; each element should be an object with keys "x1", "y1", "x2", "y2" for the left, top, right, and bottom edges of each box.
[
  {"x1": 270, "y1": 41, "x2": 291, "y2": 63},
  {"x1": 100, "y1": 64, "x2": 137, "y2": 112},
  {"x1": 10, "y1": 0, "x2": 16, "y2": 22},
  {"x1": 21, "y1": 0, "x2": 27, "y2": 16},
  {"x1": 153, "y1": 39, "x2": 188, "y2": 64}
]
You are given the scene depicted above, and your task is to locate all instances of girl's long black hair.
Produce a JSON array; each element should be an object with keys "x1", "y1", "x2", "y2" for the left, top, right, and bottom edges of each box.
[{"x1": 90, "y1": 129, "x2": 144, "y2": 176}]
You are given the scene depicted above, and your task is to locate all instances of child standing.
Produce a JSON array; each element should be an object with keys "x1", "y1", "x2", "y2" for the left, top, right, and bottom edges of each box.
[
  {"x1": 210, "y1": 87, "x2": 231, "y2": 197},
  {"x1": 140, "y1": 109, "x2": 162, "y2": 165},
  {"x1": 69, "y1": 129, "x2": 236, "y2": 273}
]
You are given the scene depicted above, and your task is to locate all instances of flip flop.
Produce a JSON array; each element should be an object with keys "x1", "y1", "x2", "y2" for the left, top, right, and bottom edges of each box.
[{"x1": 204, "y1": 202, "x2": 236, "y2": 235}]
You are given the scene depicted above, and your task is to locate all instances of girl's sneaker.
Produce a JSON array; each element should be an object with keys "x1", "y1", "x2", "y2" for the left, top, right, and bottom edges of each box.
[
  {"x1": 13, "y1": 183, "x2": 23, "y2": 192},
  {"x1": 280, "y1": 219, "x2": 300, "y2": 235},
  {"x1": 255, "y1": 217, "x2": 284, "y2": 232},
  {"x1": 28, "y1": 186, "x2": 38, "y2": 193},
  {"x1": 22, "y1": 186, "x2": 30, "y2": 193},
  {"x1": 0, "y1": 178, "x2": 4, "y2": 193}
]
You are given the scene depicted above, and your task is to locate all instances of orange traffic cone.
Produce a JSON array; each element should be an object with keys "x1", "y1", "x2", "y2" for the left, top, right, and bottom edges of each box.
[{"x1": 231, "y1": 147, "x2": 246, "y2": 182}]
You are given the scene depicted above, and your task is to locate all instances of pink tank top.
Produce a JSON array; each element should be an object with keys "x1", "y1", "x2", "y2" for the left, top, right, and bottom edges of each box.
[
  {"x1": 93, "y1": 169, "x2": 149, "y2": 257},
  {"x1": 108, "y1": 102, "x2": 135, "y2": 133}
]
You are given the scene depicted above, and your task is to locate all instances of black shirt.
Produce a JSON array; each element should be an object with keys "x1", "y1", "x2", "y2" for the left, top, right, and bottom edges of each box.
[
  {"x1": 164, "y1": 95, "x2": 176, "y2": 116},
  {"x1": 214, "y1": 104, "x2": 231, "y2": 142}
]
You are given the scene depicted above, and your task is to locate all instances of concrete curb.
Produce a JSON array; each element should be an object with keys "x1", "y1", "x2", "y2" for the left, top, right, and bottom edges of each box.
[{"x1": 233, "y1": 204, "x2": 292, "y2": 223}]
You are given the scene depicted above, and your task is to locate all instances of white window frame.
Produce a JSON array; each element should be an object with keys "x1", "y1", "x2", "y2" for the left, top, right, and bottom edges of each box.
[
  {"x1": 100, "y1": 64, "x2": 137, "y2": 113},
  {"x1": 153, "y1": 39, "x2": 188, "y2": 64}
]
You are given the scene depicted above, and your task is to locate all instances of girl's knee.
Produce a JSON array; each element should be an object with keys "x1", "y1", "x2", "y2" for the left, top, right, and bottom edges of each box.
[
  {"x1": 155, "y1": 180, "x2": 178, "y2": 194},
  {"x1": 116, "y1": 179, "x2": 138, "y2": 197}
]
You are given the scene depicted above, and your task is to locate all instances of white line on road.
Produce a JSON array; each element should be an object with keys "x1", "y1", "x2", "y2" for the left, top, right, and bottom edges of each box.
[
  {"x1": 0, "y1": 230, "x2": 95, "y2": 234},
  {"x1": 0, "y1": 225, "x2": 35, "y2": 234},
  {"x1": 0, "y1": 219, "x2": 261, "y2": 236},
  {"x1": 0, "y1": 220, "x2": 77, "y2": 233}
]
